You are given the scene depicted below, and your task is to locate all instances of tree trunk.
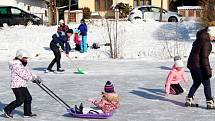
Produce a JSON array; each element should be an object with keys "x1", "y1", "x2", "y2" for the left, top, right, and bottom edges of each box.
[{"x1": 137, "y1": 0, "x2": 141, "y2": 6}]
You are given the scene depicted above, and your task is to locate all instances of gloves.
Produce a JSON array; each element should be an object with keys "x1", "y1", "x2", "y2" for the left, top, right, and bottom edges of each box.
[
  {"x1": 203, "y1": 74, "x2": 212, "y2": 80},
  {"x1": 33, "y1": 76, "x2": 42, "y2": 84},
  {"x1": 202, "y1": 69, "x2": 212, "y2": 80},
  {"x1": 87, "y1": 98, "x2": 96, "y2": 103}
]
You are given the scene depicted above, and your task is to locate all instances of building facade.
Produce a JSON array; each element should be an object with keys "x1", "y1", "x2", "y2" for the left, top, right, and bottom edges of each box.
[{"x1": 78, "y1": 0, "x2": 170, "y2": 13}]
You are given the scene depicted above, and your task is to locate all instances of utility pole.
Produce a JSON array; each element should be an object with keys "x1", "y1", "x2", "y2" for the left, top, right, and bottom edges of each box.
[
  {"x1": 68, "y1": 0, "x2": 71, "y2": 24},
  {"x1": 159, "y1": 0, "x2": 163, "y2": 22},
  {"x1": 137, "y1": 0, "x2": 141, "y2": 6},
  {"x1": 50, "y1": 0, "x2": 56, "y2": 25}
]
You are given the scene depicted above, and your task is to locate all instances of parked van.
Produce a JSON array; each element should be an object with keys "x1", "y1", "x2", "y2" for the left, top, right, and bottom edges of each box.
[{"x1": 0, "y1": 6, "x2": 42, "y2": 27}]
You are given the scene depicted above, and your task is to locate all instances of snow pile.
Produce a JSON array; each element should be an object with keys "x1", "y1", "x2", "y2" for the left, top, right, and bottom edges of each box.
[{"x1": 0, "y1": 20, "x2": 202, "y2": 61}]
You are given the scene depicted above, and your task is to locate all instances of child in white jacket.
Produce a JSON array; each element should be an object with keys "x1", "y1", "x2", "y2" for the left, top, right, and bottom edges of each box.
[{"x1": 3, "y1": 49, "x2": 41, "y2": 118}]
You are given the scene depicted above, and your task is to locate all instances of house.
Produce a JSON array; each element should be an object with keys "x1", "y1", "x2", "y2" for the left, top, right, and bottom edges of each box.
[
  {"x1": 177, "y1": 6, "x2": 202, "y2": 21},
  {"x1": 78, "y1": 0, "x2": 171, "y2": 17},
  {"x1": 0, "y1": 0, "x2": 49, "y2": 23}
]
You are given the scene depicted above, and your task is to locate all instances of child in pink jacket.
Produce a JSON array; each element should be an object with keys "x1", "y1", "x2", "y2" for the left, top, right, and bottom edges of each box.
[
  {"x1": 74, "y1": 28, "x2": 81, "y2": 51},
  {"x1": 3, "y1": 49, "x2": 41, "y2": 118},
  {"x1": 165, "y1": 58, "x2": 189, "y2": 95},
  {"x1": 88, "y1": 81, "x2": 120, "y2": 113}
]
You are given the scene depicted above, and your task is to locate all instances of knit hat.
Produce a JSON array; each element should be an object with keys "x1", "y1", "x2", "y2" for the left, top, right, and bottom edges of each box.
[
  {"x1": 104, "y1": 81, "x2": 114, "y2": 93},
  {"x1": 59, "y1": 19, "x2": 64, "y2": 24},
  {"x1": 175, "y1": 59, "x2": 184, "y2": 68},
  {"x1": 66, "y1": 29, "x2": 73, "y2": 34},
  {"x1": 80, "y1": 19, "x2": 85, "y2": 23},
  {"x1": 173, "y1": 56, "x2": 181, "y2": 61},
  {"x1": 208, "y1": 26, "x2": 215, "y2": 37}
]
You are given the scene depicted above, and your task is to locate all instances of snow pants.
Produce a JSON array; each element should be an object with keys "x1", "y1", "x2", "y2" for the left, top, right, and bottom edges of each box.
[
  {"x1": 47, "y1": 42, "x2": 61, "y2": 70},
  {"x1": 188, "y1": 68, "x2": 213, "y2": 100},
  {"x1": 4, "y1": 87, "x2": 32, "y2": 116},
  {"x1": 170, "y1": 84, "x2": 184, "y2": 95},
  {"x1": 80, "y1": 35, "x2": 87, "y2": 53}
]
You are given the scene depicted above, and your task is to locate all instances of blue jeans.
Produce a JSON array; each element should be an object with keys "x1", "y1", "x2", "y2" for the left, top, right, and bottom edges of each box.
[
  {"x1": 188, "y1": 68, "x2": 212, "y2": 100},
  {"x1": 80, "y1": 36, "x2": 87, "y2": 53}
]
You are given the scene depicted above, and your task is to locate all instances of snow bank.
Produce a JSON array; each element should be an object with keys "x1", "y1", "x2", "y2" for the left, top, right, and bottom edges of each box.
[{"x1": 0, "y1": 20, "x2": 202, "y2": 61}]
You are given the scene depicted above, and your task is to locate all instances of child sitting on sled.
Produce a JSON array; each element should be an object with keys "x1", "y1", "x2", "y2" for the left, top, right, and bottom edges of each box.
[
  {"x1": 165, "y1": 56, "x2": 189, "y2": 95},
  {"x1": 75, "y1": 81, "x2": 120, "y2": 114}
]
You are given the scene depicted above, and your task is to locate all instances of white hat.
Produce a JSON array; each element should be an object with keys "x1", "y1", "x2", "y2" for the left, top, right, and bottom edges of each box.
[
  {"x1": 208, "y1": 26, "x2": 215, "y2": 37},
  {"x1": 16, "y1": 49, "x2": 30, "y2": 59},
  {"x1": 175, "y1": 59, "x2": 184, "y2": 68},
  {"x1": 59, "y1": 19, "x2": 64, "y2": 24}
]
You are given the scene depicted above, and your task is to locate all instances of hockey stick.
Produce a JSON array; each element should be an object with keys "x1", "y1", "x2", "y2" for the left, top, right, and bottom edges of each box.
[
  {"x1": 66, "y1": 56, "x2": 85, "y2": 74},
  {"x1": 36, "y1": 82, "x2": 71, "y2": 110}
]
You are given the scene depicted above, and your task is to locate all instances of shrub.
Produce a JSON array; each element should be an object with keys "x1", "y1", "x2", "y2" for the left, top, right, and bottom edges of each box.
[
  {"x1": 199, "y1": 0, "x2": 215, "y2": 26},
  {"x1": 82, "y1": 7, "x2": 91, "y2": 19},
  {"x1": 114, "y1": 2, "x2": 130, "y2": 18}
]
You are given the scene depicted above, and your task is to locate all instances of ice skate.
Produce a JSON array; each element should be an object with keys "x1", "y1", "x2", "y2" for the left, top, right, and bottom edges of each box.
[
  {"x1": 206, "y1": 99, "x2": 215, "y2": 109},
  {"x1": 185, "y1": 97, "x2": 199, "y2": 107}
]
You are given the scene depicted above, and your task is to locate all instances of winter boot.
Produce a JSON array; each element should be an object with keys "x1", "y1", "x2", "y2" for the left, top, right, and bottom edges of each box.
[
  {"x1": 57, "y1": 68, "x2": 65, "y2": 72},
  {"x1": 206, "y1": 99, "x2": 215, "y2": 109},
  {"x1": 23, "y1": 113, "x2": 37, "y2": 118},
  {"x1": 75, "y1": 105, "x2": 82, "y2": 114},
  {"x1": 3, "y1": 109, "x2": 13, "y2": 118},
  {"x1": 79, "y1": 103, "x2": 83, "y2": 114},
  {"x1": 185, "y1": 97, "x2": 198, "y2": 107}
]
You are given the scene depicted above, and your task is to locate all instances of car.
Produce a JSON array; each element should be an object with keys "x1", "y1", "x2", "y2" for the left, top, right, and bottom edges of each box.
[
  {"x1": 0, "y1": 6, "x2": 42, "y2": 27},
  {"x1": 128, "y1": 5, "x2": 182, "y2": 22}
]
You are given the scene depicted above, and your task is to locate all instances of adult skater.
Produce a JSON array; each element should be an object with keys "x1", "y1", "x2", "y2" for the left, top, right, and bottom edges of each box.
[
  {"x1": 3, "y1": 49, "x2": 42, "y2": 118},
  {"x1": 46, "y1": 29, "x2": 73, "y2": 72},
  {"x1": 57, "y1": 19, "x2": 69, "y2": 32},
  {"x1": 185, "y1": 26, "x2": 215, "y2": 109}
]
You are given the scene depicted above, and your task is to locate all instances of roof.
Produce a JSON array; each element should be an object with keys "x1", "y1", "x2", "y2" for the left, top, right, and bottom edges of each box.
[{"x1": 177, "y1": 6, "x2": 202, "y2": 10}]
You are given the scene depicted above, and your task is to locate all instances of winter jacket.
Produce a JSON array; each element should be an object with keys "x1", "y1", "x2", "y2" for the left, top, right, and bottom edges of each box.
[
  {"x1": 78, "y1": 23, "x2": 87, "y2": 36},
  {"x1": 74, "y1": 33, "x2": 81, "y2": 45},
  {"x1": 92, "y1": 93, "x2": 119, "y2": 113},
  {"x1": 187, "y1": 28, "x2": 212, "y2": 79},
  {"x1": 165, "y1": 64, "x2": 188, "y2": 95},
  {"x1": 51, "y1": 32, "x2": 70, "y2": 54},
  {"x1": 9, "y1": 59, "x2": 36, "y2": 88},
  {"x1": 57, "y1": 24, "x2": 69, "y2": 32}
]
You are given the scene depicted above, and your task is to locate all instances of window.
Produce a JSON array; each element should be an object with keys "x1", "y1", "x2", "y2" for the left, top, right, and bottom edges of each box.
[
  {"x1": 95, "y1": 0, "x2": 113, "y2": 11},
  {"x1": 151, "y1": 7, "x2": 160, "y2": 12},
  {"x1": 0, "y1": 8, "x2": 7, "y2": 15},
  {"x1": 45, "y1": 10, "x2": 47, "y2": 17},
  {"x1": 27, "y1": 5, "x2": 31, "y2": 11},
  {"x1": 134, "y1": 0, "x2": 151, "y2": 7},
  {"x1": 138, "y1": 7, "x2": 150, "y2": 12},
  {"x1": 11, "y1": 8, "x2": 21, "y2": 15}
]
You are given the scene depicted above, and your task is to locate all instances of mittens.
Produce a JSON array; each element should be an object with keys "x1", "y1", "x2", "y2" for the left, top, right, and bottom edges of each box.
[{"x1": 33, "y1": 76, "x2": 42, "y2": 84}]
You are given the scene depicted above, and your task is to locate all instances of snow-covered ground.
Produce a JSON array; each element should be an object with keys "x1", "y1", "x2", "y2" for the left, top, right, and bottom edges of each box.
[
  {"x1": 0, "y1": 20, "x2": 205, "y2": 61},
  {"x1": 1, "y1": 20, "x2": 215, "y2": 121}
]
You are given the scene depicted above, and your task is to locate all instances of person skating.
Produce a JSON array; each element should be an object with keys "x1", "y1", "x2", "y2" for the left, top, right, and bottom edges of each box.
[
  {"x1": 165, "y1": 57, "x2": 189, "y2": 95},
  {"x1": 3, "y1": 49, "x2": 42, "y2": 118},
  {"x1": 78, "y1": 19, "x2": 88, "y2": 53},
  {"x1": 185, "y1": 26, "x2": 215, "y2": 109},
  {"x1": 46, "y1": 29, "x2": 73, "y2": 73}
]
